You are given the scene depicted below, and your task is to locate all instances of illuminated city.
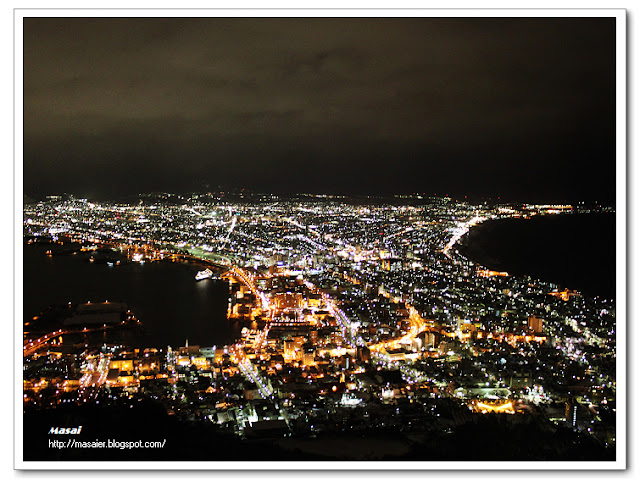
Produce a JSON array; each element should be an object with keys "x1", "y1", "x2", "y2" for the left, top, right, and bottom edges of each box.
[{"x1": 22, "y1": 193, "x2": 617, "y2": 461}]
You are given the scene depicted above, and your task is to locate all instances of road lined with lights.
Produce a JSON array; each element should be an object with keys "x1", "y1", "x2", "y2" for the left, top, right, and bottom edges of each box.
[
  {"x1": 23, "y1": 329, "x2": 66, "y2": 356},
  {"x1": 79, "y1": 353, "x2": 111, "y2": 389},
  {"x1": 442, "y1": 215, "x2": 487, "y2": 259},
  {"x1": 229, "y1": 344, "x2": 292, "y2": 430},
  {"x1": 229, "y1": 345, "x2": 274, "y2": 400}
]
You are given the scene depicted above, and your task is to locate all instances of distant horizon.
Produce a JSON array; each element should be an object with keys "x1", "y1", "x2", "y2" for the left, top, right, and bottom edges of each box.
[{"x1": 23, "y1": 188, "x2": 617, "y2": 206}]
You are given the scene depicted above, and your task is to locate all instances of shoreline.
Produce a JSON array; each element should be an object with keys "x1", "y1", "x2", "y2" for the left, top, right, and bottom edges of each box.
[
  {"x1": 455, "y1": 212, "x2": 616, "y2": 299},
  {"x1": 23, "y1": 241, "x2": 239, "y2": 349}
]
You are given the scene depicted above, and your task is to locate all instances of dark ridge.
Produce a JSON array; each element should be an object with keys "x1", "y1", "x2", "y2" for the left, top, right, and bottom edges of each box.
[{"x1": 24, "y1": 402, "x2": 614, "y2": 462}]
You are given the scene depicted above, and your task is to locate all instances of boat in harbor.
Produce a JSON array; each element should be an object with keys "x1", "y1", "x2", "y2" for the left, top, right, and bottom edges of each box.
[{"x1": 195, "y1": 268, "x2": 214, "y2": 281}]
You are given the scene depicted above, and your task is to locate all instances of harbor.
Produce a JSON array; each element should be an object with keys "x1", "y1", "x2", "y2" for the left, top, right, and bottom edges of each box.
[{"x1": 23, "y1": 243, "x2": 237, "y2": 349}]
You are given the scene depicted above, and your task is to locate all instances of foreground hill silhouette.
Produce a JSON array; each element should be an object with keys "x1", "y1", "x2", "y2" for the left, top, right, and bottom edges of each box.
[{"x1": 24, "y1": 401, "x2": 613, "y2": 462}]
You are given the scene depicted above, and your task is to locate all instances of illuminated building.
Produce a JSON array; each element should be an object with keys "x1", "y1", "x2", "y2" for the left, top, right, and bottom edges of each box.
[
  {"x1": 548, "y1": 289, "x2": 580, "y2": 301},
  {"x1": 274, "y1": 292, "x2": 304, "y2": 310},
  {"x1": 109, "y1": 359, "x2": 134, "y2": 371},
  {"x1": 302, "y1": 346, "x2": 315, "y2": 366},
  {"x1": 309, "y1": 328, "x2": 318, "y2": 345},
  {"x1": 306, "y1": 293, "x2": 322, "y2": 308},
  {"x1": 528, "y1": 315, "x2": 544, "y2": 334},
  {"x1": 284, "y1": 339, "x2": 296, "y2": 362},
  {"x1": 191, "y1": 356, "x2": 209, "y2": 369}
]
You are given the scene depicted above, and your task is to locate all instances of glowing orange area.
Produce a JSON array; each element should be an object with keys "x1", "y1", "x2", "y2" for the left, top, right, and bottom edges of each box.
[
  {"x1": 477, "y1": 269, "x2": 509, "y2": 277},
  {"x1": 548, "y1": 289, "x2": 579, "y2": 301},
  {"x1": 472, "y1": 401, "x2": 515, "y2": 414}
]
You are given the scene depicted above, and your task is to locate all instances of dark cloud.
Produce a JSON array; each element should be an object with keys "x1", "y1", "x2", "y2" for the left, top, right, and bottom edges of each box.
[{"x1": 23, "y1": 17, "x2": 616, "y2": 201}]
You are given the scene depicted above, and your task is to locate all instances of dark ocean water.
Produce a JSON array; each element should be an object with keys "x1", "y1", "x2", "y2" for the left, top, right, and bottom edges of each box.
[
  {"x1": 23, "y1": 244, "x2": 239, "y2": 348},
  {"x1": 457, "y1": 212, "x2": 616, "y2": 299}
]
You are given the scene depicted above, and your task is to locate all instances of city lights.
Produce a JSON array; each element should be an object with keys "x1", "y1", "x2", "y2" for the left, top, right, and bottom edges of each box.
[{"x1": 22, "y1": 192, "x2": 617, "y2": 461}]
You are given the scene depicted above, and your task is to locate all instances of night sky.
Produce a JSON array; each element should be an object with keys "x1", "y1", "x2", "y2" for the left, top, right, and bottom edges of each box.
[{"x1": 22, "y1": 17, "x2": 617, "y2": 202}]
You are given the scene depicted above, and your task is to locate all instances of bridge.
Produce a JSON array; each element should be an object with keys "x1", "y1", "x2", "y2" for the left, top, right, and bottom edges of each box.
[{"x1": 221, "y1": 266, "x2": 271, "y2": 311}]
